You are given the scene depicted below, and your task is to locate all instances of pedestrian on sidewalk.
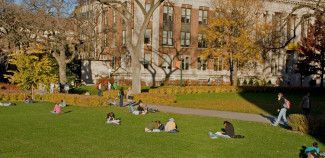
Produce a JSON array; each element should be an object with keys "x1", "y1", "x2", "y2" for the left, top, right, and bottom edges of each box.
[
  {"x1": 300, "y1": 92, "x2": 311, "y2": 115},
  {"x1": 97, "y1": 83, "x2": 102, "y2": 96},
  {"x1": 127, "y1": 87, "x2": 134, "y2": 112},
  {"x1": 273, "y1": 93, "x2": 288, "y2": 127},
  {"x1": 118, "y1": 87, "x2": 124, "y2": 107}
]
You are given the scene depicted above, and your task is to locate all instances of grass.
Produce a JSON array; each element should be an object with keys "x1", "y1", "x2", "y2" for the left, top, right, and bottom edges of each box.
[
  {"x1": 171, "y1": 92, "x2": 325, "y2": 116},
  {"x1": 0, "y1": 102, "x2": 324, "y2": 157}
]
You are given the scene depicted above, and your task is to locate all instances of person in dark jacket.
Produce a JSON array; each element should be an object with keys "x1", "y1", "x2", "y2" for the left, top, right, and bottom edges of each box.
[
  {"x1": 119, "y1": 87, "x2": 124, "y2": 107},
  {"x1": 300, "y1": 93, "x2": 311, "y2": 115},
  {"x1": 208, "y1": 121, "x2": 235, "y2": 139},
  {"x1": 273, "y1": 93, "x2": 288, "y2": 127}
]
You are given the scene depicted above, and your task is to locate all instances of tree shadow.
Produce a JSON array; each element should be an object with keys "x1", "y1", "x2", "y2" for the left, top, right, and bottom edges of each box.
[{"x1": 299, "y1": 146, "x2": 307, "y2": 158}]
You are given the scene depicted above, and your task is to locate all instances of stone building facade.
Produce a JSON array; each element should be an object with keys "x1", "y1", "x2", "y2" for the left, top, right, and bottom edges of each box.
[{"x1": 76, "y1": 0, "x2": 321, "y2": 87}]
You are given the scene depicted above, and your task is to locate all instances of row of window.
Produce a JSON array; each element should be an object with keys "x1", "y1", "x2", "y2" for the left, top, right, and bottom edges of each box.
[{"x1": 108, "y1": 53, "x2": 224, "y2": 72}]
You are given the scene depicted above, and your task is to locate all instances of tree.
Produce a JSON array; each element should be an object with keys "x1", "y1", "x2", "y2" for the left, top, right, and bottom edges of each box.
[
  {"x1": 203, "y1": 0, "x2": 271, "y2": 86},
  {"x1": 21, "y1": 0, "x2": 79, "y2": 86},
  {"x1": 1, "y1": 0, "x2": 79, "y2": 86},
  {"x1": 296, "y1": 15, "x2": 325, "y2": 88},
  {"x1": 95, "y1": 0, "x2": 165, "y2": 94},
  {"x1": 5, "y1": 52, "x2": 58, "y2": 99}
]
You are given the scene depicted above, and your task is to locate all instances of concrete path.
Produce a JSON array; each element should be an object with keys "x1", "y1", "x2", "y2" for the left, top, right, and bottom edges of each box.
[{"x1": 147, "y1": 104, "x2": 277, "y2": 124}]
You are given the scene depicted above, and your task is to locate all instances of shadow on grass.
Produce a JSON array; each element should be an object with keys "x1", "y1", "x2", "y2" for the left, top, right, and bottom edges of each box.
[
  {"x1": 238, "y1": 86, "x2": 325, "y2": 144},
  {"x1": 299, "y1": 146, "x2": 307, "y2": 158},
  {"x1": 61, "y1": 111, "x2": 72, "y2": 114}
]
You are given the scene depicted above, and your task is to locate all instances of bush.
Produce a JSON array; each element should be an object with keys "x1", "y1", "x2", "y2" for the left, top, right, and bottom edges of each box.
[
  {"x1": 266, "y1": 80, "x2": 272, "y2": 86},
  {"x1": 243, "y1": 80, "x2": 248, "y2": 85},
  {"x1": 237, "y1": 79, "x2": 241, "y2": 86},
  {"x1": 248, "y1": 79, "x2": 254, "y2": 86},
  {"x1": 289, "y1": 114, "x2": 325, "y2": 137},
  {"x1": 254, "y1": 81, "x2": 260, "y2": 86},
  {"x1": 0, "y1": 84, "x2": 20, "y2": 91},
  {"x1": 149, "y1": 86, "x2": 238, "y2": 95}
]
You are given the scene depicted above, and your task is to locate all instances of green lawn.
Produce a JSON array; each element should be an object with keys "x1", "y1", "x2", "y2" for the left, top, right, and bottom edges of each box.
[
  {"x1": 0, "y1": 102, "x2": 324, "y2": 157},
  {"x1": 171, "y1": 92, "x2": 325, "y2": 116}
]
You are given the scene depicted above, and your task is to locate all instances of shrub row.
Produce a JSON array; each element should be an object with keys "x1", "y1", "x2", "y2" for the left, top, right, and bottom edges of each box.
[
  {"x1": 238, "y1": 86, "x2": 325, "y2": 94},
  {"x1": 162, "y1": 79, "x2": 231, "y2": 86},
  {"x1": 0, "y1": 92, "x2": 107, "y2": 107},
  {"x1": 149, "y1": 86, "x2": 238, "y2": 95},
  {"x1": 288, "y1": 114, "x2": 325, "y2": 137},
  {"x1": 0, "y1": 84, "x2": 20, "y2": 91}
]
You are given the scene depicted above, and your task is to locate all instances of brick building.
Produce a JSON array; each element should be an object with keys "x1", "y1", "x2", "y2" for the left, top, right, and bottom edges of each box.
[{"x1": 76, "y1": 0, "x2": 321, "y2": 87}]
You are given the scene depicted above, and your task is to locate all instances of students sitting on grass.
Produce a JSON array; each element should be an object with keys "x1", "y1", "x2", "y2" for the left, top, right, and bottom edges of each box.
[
  {"x1": 59, "y1": 100, "x2": 66, "y2": 107},
  {"x1": 164, "y1": 118, "x2": 178, "y2": 133},
  {"x1": 106, "y1": 112, "x2": 120, "y2": 125},
  {"x1": 132, "y1": 102, "x2": 147, "y2": 115},
  {"x1": 0, "y1": 102, "x2": 15, "y2": 106},
  {"x1": 24, "y1": 96, "x2": 34, "y2": 103},
  {"x1": 145, "y1": 120, "x2": 162, "y2": 132},
  {"x1": 50, "y1": 103, "x2": 61, "y2": 114},
  {"x1": 208, "y1": 121, "x2": 244, "y2": 139}
]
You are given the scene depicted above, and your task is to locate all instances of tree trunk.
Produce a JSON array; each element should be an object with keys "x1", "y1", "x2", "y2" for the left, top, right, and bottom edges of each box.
[
  {"x1": 232, "y1": 60, "x2": 238, "y2": 86},
  {"x1": 32, "y1": 84, "x2": 34, "y2": 100},
  {"x1": 131, "y1": 51, "x2": 141, "y2": 94},
  {"x1": 321, "y1": 52, "x2": 324, "y2": 88},
  {"x1": 58, "y1": 60, "x2": 67, "y2": 85}
]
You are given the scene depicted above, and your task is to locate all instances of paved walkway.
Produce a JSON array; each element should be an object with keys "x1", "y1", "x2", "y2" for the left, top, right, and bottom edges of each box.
[{"x1": 147, "y1": 104, "x2": 277, "y2": 124}]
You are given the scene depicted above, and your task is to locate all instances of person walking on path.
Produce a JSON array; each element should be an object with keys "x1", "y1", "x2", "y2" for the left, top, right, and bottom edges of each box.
[
  {"x1": 119, "y1": 87, "x2": 124, "y2": 107},
  {"x1": 126, "y1": 87, "x2": 134, "y2": 112},
  {"x1": 273, "y1": 93, "x2": 288, "y2": 127},
  {"x1": 97, "y1": 83, "x2": 102, "y2": 96},
  {"x1": 113, "y1": 82, "x2": 118, "y2": 90},
  {"x1": 300, "y1": 93, "x2": 311, "y2": 115},
  {"x1": 108, "y1": 81, "x2": 111, "y2": 91}
]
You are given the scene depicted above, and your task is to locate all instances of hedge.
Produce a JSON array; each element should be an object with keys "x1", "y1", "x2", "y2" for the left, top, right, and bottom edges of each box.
[
  {"x1": 1, "y1": 91, "x2": 176, "y2": 106},
  {"x1": 149, "y1": 86, "x2": 238, "y2": 95},
  {"x1": 0, "y1": 93, "x2": 107, "y2": 107},
  {"x1": 288, "y1": 114, "x2": 325, "y2": 137}
]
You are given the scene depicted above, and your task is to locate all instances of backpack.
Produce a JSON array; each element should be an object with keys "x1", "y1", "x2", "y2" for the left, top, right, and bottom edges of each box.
[
  {"x1": 283, "y1": 98, "x2": 291, "y2": 109},
  {"x1": 118, "y1": 91, "x2": 121, "y2": 97}
]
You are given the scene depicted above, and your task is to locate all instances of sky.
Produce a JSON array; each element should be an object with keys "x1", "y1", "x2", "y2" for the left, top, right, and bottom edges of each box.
[{"x1": 14, "y1": 0, "x2": 78, "y2": 14}]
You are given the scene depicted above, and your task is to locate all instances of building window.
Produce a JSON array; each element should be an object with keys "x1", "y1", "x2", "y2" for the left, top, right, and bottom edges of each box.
[
  {"x1": 121, "y1": 54, "x2": 130, "y2": 68},
  {"x1": 113, "y1": 10, "x2": 116, "y2": 24},
  {"x1": 104, "y1": 13, "x2": 108, "y2": 26},
  {"x1": 181, "y1": 32, "x2": 191, "y2": 47},
  {"x1": 112, "y1": 33, "x2": 116, "y2": 48},
  {"x1": 198, "y1": 34, "x2": 207, "y2": 48},
  {"x1": 112, "y1": 56, "x2": 116, "y2": 69},
  {"x1": 163, "y1": 31, "x2": 173, "y2": 46},
  {"x1": 144, "y1": 53, "x2": 151, "y2": 68},
  {"x1": 144, "y1": 29, "x2": 151, "y2": 44},
  {"x1": 199, "y1": 10, "x2": 208, "y2": 24},
  {"x1": 181, "y1": 8, "x2": 191, "y2": 23},
  {"x1": 104, "y1": 33, "x2": 108, "y2": 47},
  {"x1": 122, "y1": 31, "x2": 126, "y2": 46},
  {"x1": 161, "y1": 54, "x2": 172, "y2": 69},
  {"x1": 163, "y1": 6, "x2": 173, "y2": 22},
  {"x1": 214, "y1": 58, "x2": 223, "y2": 71},
  {"x1": 181, "y1": 55, "x2": 190, "y2": 70},
  {"x1": 197, "y1": 58, "x2": 207, "y2": 70}
]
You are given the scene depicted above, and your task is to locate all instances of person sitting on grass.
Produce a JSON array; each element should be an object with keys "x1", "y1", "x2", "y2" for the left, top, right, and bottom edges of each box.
[
  {"x1": 208, "y1": 121, "x2": 244, "y2": 139},
  {"x1": 164, "y1": 118, "x2": 178, "y2": 133},
  {"x1": 106, "y1": 112, "x2": 120, "y2": 125},
  {"x1": 132, "y1": 102, "x2": 147, "y2": 115},
  {"x1": 59, "y1": 100, "x2": 66, "y2": 107},
  {"x1": 303, "y1": 142, "x2": 325, "y2": 158},
  {"x1": 50, "y1": 103, "x2": 61, "y2": 114},
  {"x1": 0, "y1": 102, "x2": 15, "y2": 106},
  {"x1": 24, "y1": 96, "x2": 34, "y2": 103},
  {"x1": 145, "y1": 120, "x2": 162, "y2": 132}
]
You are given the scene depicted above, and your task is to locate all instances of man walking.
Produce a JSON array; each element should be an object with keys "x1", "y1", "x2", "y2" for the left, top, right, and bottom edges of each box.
[
  {"x1": 273, "y1": 93, "x2": 288, "y2": 127},
  {"x1": 300, "y1": 93, "x2": 311, "y2": 115}
]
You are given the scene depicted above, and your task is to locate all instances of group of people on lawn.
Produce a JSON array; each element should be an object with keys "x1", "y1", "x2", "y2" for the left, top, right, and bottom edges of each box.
[{"x1": 1, "y1": 87, "x2": 322, "y2": 157}]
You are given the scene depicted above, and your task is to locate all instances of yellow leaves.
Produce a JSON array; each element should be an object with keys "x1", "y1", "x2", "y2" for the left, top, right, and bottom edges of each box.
[{"x1": 5, "y1": 53, "x2": 58, "y2": 91}]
